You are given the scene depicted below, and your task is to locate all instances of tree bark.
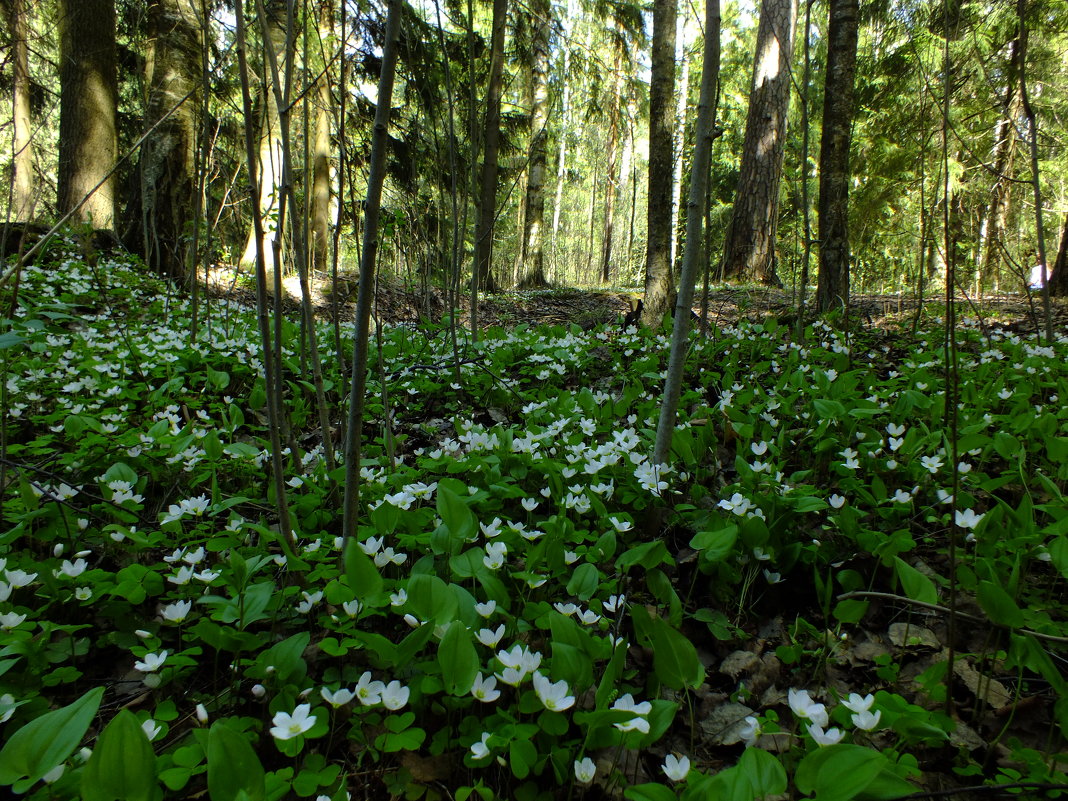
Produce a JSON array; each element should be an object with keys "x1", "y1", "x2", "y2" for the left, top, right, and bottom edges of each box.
[
  {"x1": 721, "y1": 0, "x2": 797, "y2": 285},
  {"x1": 57, "y1": 0, "x2": 118, "y2": 230},
  {"x1": 1050, "y1": 213, "x2": 1068, "y2": 297},
  {"x1": 5, "y1": 0, "x2": 34, "y2": 220},
  {"x1": 473, "y1": 0, "x2": 508, "y2": 293},
  {"x1": 516, "y1": 0, "x2": 551, "y2": 288},
  {"x1": 240, "y1": 0, "x2": 288, "y2": 275},
  {"x1": 815, "y1": 0, "x2": 859, "y2": 312},
  {"x1": 137, "y1": 0, "x2": 203, "y2": 278},
  {"x1": 599, "y1": 41, "x2": 623, "y2": 284},
  {"x1": 641, "y1": 0, "x2": 677, "y2": 324},
  {"x1": 311, "y1": 0, "x2": 333, "y2": 273}
]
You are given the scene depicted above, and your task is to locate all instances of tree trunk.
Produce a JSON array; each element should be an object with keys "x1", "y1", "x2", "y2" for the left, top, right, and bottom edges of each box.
[
  {"x1": 137, "y1": 0, "x2": 203, "y2": 279},
  {"x1": 473, "y1": 0, "x2": 508, "y2": 293},
  {"x1": 669, "y1": 7, "x2": 692, "y2": 272},
  {"x1": 516, "y1": 0, "x2": 551, "y2": 289},
  {"x1": 240, "y1": 0, "x2": 288, "y2": 275},
  {"x1": 641, "y1": 0, "x2": 677, "y2": 325},
  {"x1": 5, "y1": 0, "x2": 34, "y2": 220},
  {"x1": 57, "y1": 0, "x2": 118, "y2": 229},
  {"x1": 721, "y1": 0, "x2": 797, "y2": 285},
  {"x1": 311, "y1": 0, "x2": 333, "y2": 273},
  {"x1": 599, "y1": 42, "x2": 623, "y2": 284},
  {"x1": 1050, "y1": 213, "x2": 1068, "y2": 297},
  {"x1": 815, "y1": 0, "x2": 859, "y2": 313},
  {"x1": 549, "y1": 0, "x2": 574, "y2": 283}
]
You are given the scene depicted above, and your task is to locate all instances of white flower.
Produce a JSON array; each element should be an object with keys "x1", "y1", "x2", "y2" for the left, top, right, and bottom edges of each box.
[
  {"x1": 840, "y1": 693, "x2": 874, "y2": 714},
  {"x1": 574, "y1": 757, "x2": 596, "y2": 784},
  {"x1": 355, "y1": 671, "x2": 384, "y2": 706},
  {"x1": 609, "y1": 517, "x2": 632, "y2": 532},
  {"x1": 195, "y1": 703, "x2": 209, "y2": 724},
  {"x1": 577, "y1": 609, "x2": 601, "y2": 625},
  {"x1": 321, "y1": 687, "x2": 355, "y2": 707},
  {"x1": 614, "y1": 717, "x2": 650, "y2": 733},
  {"x1": 270, "y1": 704, "x2": 316, "y2": 740},
  {"x1": 893, "y1": 489, "x2": 912, "y2": 504},
  {"x1": 532, "y1": 672, "x2": 575, "y2": 712},
  {"x1": 739, "y1": 715, "x2": 761, "y2": 746},
  {"x1": 807, "y1": 723, "x2": 844, "y2": 746},
  {"x1": 168, "y1": 566, "x2": 193, "y2": 585},
  {"x1": 57, "y1": 558, "x2": 88, "y2": 578},
  {"x1": 483, "y1": 541, "x2": 507, "y2": 570},
  {"x1": 141, "y1": 718, "x2": 162, "y2": 741},
  {"x1": 342, "y1": 600, "x2": 362, "y2": 617},
  {"x1": 602, "y1": 594, "x2": 625, "y2": 613},
  {"x1": 470, "y1": 732, "x2": 493, "y2": 760},
  {"x1": 476, "y1": 625, "x2": 506, "y2": 648},
  {"x1": 161, "y1": 600, "x2": 192, "y2": 623},
  {"x1": 474, "y1": 600, "x2": 497, "y2": 618},
  {"x1": 662, "y1": 754, "x2": 690, "y2": 782},
  {"x1": 0, "y1": 612, "x2": 26, "y2": 630},
  {"x1": 788, "y1": 688, "x2": 828, "y2": 727},
  {"x1": 955, "y1": 508, "x2": 984, "y2": 529},
  {"x1": 852, "y1": 709, "x2": 882, "y2": 730},
  {"x1": 471, "y1": 673, "x2": 500, "y2": 702},
  {"x1": 381, "y1": 681, "x2": 410, "y2": 710},
  {"x1": 4, "y1": 569, "x2": 36, "y2": 588},
  {"x1": 521, "y1": 497, "x2": 539, "y2": 512},
  {"x1": 134, "y1": 651, "x2": 168, "y2": 672},
  {"x1": 920, "y1": 455, "x2": 943, "y2": 474},
  {"x1": 611, "y1": 693, "x2": 652, "y2": 716},
  {"x1": 389, "y1": 589, "x2": 407, "y2": 606}
]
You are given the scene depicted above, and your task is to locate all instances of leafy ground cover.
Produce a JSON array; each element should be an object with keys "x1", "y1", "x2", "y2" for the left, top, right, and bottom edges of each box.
[{"x1": 1, "y1": 244, "x2": 1067, "y2": 801}]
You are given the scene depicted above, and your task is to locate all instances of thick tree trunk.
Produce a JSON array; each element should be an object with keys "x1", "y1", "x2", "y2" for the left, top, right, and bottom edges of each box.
[
  {"x1": 473, "y1": 0, "x2": 508, "y2": 293},
  {"x1": 5, "y1": 0, "x2": 34, "y2": 220},
  {"x1": 721, "y1": 0, "x2": 797, "y2": 285},
  {"x1": 138, "y1": 0, "x2": 203, "y2": 278},
  {"x1": 241, "y1": 0, "x2": 288, "y2": 275},
  {"x1": 57, "y1": 0, "x2": 118, "y2": 229},
  {"x1": 311, "y1": 0, "x2": 333, "y2": 273},
  {"x1": 641, "y1": 0, "x2": 677, "y2": 325},
  {"x1": 1050, "y1": 213, "x2": 1068, "y2": 297},
  {"x1": 549, "y1": 0, "x2": 574, "y2": 283},
  {"x1": 516, "y1": 0, "x2": 551, "y2": 289},
  {"x1": 815, "y1": 0, "x2": 859, "y2": 312}
]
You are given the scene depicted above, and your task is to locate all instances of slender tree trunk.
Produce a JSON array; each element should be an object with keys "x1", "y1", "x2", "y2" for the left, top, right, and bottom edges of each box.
[
  {"x1": 517, "y1": 0, "x2": 551, "y2": 288},
  {"x1": 654, "y1": 0, "x2": 720, "y2": 467},
  {"x1": 473, "y1": 0, "x2": 508, "y2": 294},
  {"x1": 721, "y1": 0, "x2": 797, "y2": 285},
  {"x1": 797, "y1": 0, "x2": 813, "y2": 313},
  {"x1": 600, "y1": 42, "x2": 623, "y2": 284},
  {"x1": 137, "y1": 0, "x2": 203, "y2": 279},
  {"x1": 815, "y1": 0, "x2": 858, "y2": 313},
  {"x1": 669, "y1": 7, "x2": 692, "y2": 271},
  {"x1": 241, "y1": 0, "x2": 287, "y2": 275},
  {"x1": 57, "y1": 0, "x2": 118, "y2": 229},
  {"x1": 343, "y1": 0, "x2": 403, "y2": 541},
  {"x1": 550, "y1": 0, "x2": 574, "y2": 283},
  {"x1": 311, "y1": 0, "x2": 333, "y2": 273},
  {"x1": 5, "y1": 0, "x2": 34, "y2": 220},
  {"x1": 641, "y1": 0, "x2": 677, "y2": 324}
]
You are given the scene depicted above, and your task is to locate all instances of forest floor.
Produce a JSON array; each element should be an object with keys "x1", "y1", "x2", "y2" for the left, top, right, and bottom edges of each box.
[{"x1": 204, "y1": 264, "x2": 1068, "y2": 336}]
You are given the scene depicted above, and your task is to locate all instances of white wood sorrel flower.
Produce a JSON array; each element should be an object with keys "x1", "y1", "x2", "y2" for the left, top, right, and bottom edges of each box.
[
  {"x1": 532, "y1": 672, "x2": 575, "y2": 712},
  {"x1": 270, "y1": 703, "x2": 316, "y2": 740}
]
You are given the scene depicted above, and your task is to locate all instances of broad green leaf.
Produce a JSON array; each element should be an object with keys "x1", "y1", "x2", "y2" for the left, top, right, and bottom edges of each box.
[
  {"x1": 737, "y1": 745, "x2": 787, "y2": 797},
  {"x1": 631, "y1": 606, "x2": 703, "y2": 690},
  {"x1": 795, "y1": 744, "x2": 885, "y2": 801},
  {"x1": 438, "y1": 621, "x2": 478, "y2": 695},
  {"x1": 0, "y1": 686, "x2": 103, "y2": 787},
  {"x1": 624, "y1": 783, "x2": 678, "y2": 801},
  {"x1": 81, "y1": 709, "x2": 157, "y2": 801},
  {"x1": 436, "y1": 484, "x2": 476, "y2": 543},
  {"x1": 207, "y1": 722, "x2": 266, "y2": 801},
  {"x1": 690, "y1": 524, "x2": 738, "y2": 564},
  {"x1": 565, "y1": 563, "x2": 599, "y2": 600},
  {"x1": 344, "y1": 539, "x2": 383, "y2": 601},
  {"x1": 977, "y1": 580, "x2": 1024, "y2": 628},
  {"x1": 893, "y1": 557, "x2": 937, "y2": 605},
  {"x1": 407, "y1": 574, "x2": 457, "y2": 625}
]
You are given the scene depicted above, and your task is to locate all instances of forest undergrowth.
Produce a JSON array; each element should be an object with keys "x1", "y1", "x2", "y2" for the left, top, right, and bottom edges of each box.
[{"x1": 1, "y1": 243, "x2": 1068, "y2": 801}]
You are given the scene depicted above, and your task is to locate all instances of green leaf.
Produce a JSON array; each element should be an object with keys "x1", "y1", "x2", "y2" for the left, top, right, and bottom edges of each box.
[
  {"x1": 207, "y1": 722, "x2": 266, "y2": 801},
  {"x1": 737, "y1": 746, "x2": 786, "y2": 797},
  {"x1": 344, "y1": 539, "x2": 383, "y2": 601},
  {"x1": 81, "y1": 709, "x2": 157, "y2": 801},
  {"x1": 690, "y1": 524, "x2": 738, "y2": 564},
  {"x1": 893, "y1": 557, "x2": 937, "y2": 605},
  {"x1": 833, "y1": 599, "x2": 869, "y2": 625},
  {"x1": 438, "y1": 621, "x2": 478, "y2": 696},
  {"x1": 565, "y1": 563, "x2": 599, "y2": 600},
  {"x1": 436, "y1": 484, "x2": 477, "y2": 543},
  {"x1": 795, "y1": 744, "x2": 885, "y2": 801},
  {"x1": 407, "y1": 574, "x2": 458, "y2": 625},
  {"x1": 624, "y1": 783, "x2": 678, "y2": 801},
  {"x1": 0, "y1": 686, "x2": 103, "y2": 787},
  {"x1": 631, "y1": 606, "x2": 703, "y2": 690},
  {"x1": 977, "y1": 580, "x2": 1024, "y2": 628},
  {"x1": 813, "y1": 398, "x2": 846, "y2": 420}
]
